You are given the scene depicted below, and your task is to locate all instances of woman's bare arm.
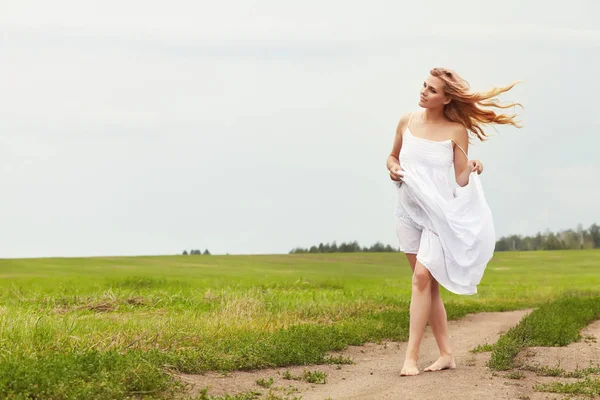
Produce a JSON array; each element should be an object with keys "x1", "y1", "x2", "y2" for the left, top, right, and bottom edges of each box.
[
  {"x1": 453, "y1": 127, "x2": 471, "y2": 187},
  {"x1": 387, "y1": 113, "x2": 411, "y2": 181}
]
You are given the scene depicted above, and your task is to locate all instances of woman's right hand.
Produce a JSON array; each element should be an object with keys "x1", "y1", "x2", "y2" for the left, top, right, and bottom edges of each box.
[{"x1": 388, "y1": 165, "x2": 404, "y2": 183}]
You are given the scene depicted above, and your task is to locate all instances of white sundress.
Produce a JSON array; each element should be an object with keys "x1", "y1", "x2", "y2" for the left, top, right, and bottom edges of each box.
[{"x1": 394, "y1": 114, "x2": 496, "y2": 295}]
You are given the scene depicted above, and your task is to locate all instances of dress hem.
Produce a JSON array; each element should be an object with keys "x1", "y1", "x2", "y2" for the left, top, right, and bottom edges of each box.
[{"x1": 416, "y1": 255, "x2": 478, "y2": 296}]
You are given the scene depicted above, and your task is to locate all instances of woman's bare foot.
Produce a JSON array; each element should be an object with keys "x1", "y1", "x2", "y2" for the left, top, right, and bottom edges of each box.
[
  {"x1": 400, "y1": 359, "x2": 420, "y2": 376},
  {"x1": 423, "y1": 354, "x2": 456, "y2": 372}
]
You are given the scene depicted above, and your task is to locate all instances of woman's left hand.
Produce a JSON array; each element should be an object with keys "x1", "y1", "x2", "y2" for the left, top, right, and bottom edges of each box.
[{"x1": 468, "y1": 160, "x2": 484, "y2": 174}]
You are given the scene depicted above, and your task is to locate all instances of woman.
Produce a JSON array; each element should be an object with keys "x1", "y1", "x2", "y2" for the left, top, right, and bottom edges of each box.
[{"x1": 386, "y1": 67, "x2": 521, "y2": 376}]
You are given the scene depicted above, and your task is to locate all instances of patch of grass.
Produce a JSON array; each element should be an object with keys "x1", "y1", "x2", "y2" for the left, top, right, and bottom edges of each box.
[
  {"x1": 323, "y1": 355, "x2": 354, "y2": 365},
  {"x1": 506, "y1": 371, "x2": 525, "y2": 380},
  {"x1": 256, "y1": 377, "x2": 274, "y2": 388},
  {"x1": 584, "y1": 334, "x2": 597, "y2": 343},
  {"x1": 0, "y1": 349, "x2": 177, "y2": 400},
  {"x1": 282, "y1": 369, "x2": 327, "y2": 384},
  {"x1": 535, "y1": 376, "x2": 600, "y2": 396},
  {"x1": 193, "y1": 388, "x2": 262, "y2": 400},
  {"x1": 282, "y1": 370, "x2": 300, "y2": 381},
  {"x1": 488, "y1": 294, "x2": 600, "y2": 371},
  {"x1": 302, "y1": 370, "x2": 327, "y2": 384},
  {"x1": 264, "y1": 391, "x2": 302, "y2": 400},
  {"x1": 565, "y1": 364, "x2": 600, "y2": 379},
  {"x1": 522, "y1": 362, "x2": 600, "y2": 379},
  {"x1": 521, "y1": 364, "x2": 564, "y2": 377},
  {"x1": 282, "y1": 370, "x2": 302, "y2": 381},
  {"x1": 270, "y1": 385, "x2": 300, "y2": 397},
  {"x1": 111, "y1": 276, "x2": 180, "y2": 290},
  {"x1": 283, "y1": 385, "x2": 299, "y2": 395},
  {"x1": 471, "y1": 343, "x2": 494, "y2": 353}
]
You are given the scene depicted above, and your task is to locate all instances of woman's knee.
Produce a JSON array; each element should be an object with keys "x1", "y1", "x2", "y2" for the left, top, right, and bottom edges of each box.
[{"x1": 412, "y1": 263, "x2": 432, "y2": 291}]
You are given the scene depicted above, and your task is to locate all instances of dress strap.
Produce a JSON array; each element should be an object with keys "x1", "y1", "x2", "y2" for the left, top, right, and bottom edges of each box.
[
  {"x1": 451, "y1": 140, "x2": 469, "y2": 160},
  {"x1": 403, "y1": 113, "x2": 414, "y2": 135}
]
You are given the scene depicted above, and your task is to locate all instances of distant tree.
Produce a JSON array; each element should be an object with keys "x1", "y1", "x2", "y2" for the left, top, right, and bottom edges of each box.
[
  {"x1": 369, "y1": 242, "x2": 386, "y2": 252},
  {"x1": 533, "y1": 232, "x2": 544, "y2": 250},
  {"x1": 561, "y1": 229, "x2": 581, "y2": 249},
  {"x1": 590, "y1": 223, "x2": 600, "y2": 248},
  {"x1": 182, "y1": 250, "x2": 188, "y2": 255},
  {"x1": 495, "y1": 237, "x2": 510, "y2": 251},
  {"x1": 544, "y1": 233, "x2": 564, "y2": 250},
  {"x1": 203, "y1": 249, "x2": 211, "y2": 255},
  {"x1": 520, "y1": 236, "x2": 534, "y2": 251}
]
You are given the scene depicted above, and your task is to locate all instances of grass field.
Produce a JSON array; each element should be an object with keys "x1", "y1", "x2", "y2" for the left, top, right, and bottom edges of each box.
[{"x1": 1, "y1": 250, "x2": 599, "y2": 399}]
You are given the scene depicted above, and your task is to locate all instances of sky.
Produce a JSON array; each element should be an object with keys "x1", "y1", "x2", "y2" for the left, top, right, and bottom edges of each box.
[{"x1": 1, "y1": 1, "x2": 599, "y2": 258}]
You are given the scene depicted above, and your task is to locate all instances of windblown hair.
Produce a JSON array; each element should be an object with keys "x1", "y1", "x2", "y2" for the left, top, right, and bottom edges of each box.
[{"x1": 430, "y1": 67, "x2": 523, "y2": 140}]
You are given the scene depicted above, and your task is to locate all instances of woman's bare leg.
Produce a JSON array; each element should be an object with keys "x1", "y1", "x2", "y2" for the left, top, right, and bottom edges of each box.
[
  {"x1": 423, "y1": 279, "x2": 456, "y2": 371},
  {"x1": 402, "y1": 254, "x2": 455, "y2": 374},
  {"x1": 400, "y1": 259, "x2": 433, "y2": 376}
]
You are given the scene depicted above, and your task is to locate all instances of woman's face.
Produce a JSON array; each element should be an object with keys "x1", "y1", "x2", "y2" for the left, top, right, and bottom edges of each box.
[{"x1": 418, "y1": 75, "x2": 450, "y2": 108}]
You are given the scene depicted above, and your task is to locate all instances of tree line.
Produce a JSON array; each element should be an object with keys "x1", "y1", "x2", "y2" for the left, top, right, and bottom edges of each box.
[
  {"x1": 290, "y1": 241, "x2": 397, "y2": 254},
  {"x1": 182, "y1": 249, "x2": 211, "y2": 255},
  {"x1": 495, "y1": 223, "x2": 600, "y2": 251},
  {"x1": 290, "y1": 223, "x2": 600, "y2": 254}
]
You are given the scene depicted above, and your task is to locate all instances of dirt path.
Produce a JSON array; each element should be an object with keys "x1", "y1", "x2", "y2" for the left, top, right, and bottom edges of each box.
[
  {"x1": 516, "y1": 318, "x2": 600, "y2": 400},
  {"x1": 181, "y1": 309, "x2": 536, "y2": 399}
]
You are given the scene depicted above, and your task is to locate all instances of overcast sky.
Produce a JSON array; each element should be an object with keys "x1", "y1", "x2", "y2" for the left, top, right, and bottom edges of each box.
[{"x1": 1, "y1": 1, "x2": 599, "y2": 258}]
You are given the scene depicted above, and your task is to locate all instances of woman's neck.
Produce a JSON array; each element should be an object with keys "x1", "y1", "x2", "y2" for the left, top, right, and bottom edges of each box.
[{"x1": 422, "y1": 107, "x2": 446, "y2": 123}]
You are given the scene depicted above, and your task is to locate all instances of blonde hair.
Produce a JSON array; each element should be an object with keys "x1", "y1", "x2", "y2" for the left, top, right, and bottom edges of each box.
[{"x1": 430, "y1": 67, "x2": 523, "y2": 141}]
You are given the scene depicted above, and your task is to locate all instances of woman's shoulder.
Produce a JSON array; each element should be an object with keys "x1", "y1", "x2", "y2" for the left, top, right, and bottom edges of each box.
[
  {"x1": 395, "y1": 112, "x2": 414, "y2": 134},
  {"x1": 399, "y1": 111, "x2": 415, "y2": 124},
  {"x1": 447, "y1": 120, "x2": 468, "y2": 138},
  {"x1": 449, "y1": 123, "x2": 469, "y2": 147}
]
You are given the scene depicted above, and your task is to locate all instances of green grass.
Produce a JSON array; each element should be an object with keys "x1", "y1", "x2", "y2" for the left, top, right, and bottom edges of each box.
[
  {"x1": 521, "y1": 364, "x2": 564, "y2": 377},
  {"x1": 323, "y1": 355, "x2": 354, "y2": 365},
  {"x1": 471, "y1": 343, "x2": 494, "y2": 353},
  {"x1": 506, "y1": 371, "x2": 525, "y2": 380},
  {"x1": 487, "y1": 294, "x2": 600, "y2": 371},
  {"x1": 193, "y1": 388, "x2": 262, "y2": 400},
  {"x1": 302, "y1": 370, "x2": 327, "y2": 384},
  {"x1": 256, "y1": 377, "x2": 274, "y2": 388},
  {"x1": 0, "y1": 250, "x2": 599, "y2": 399},
  {"x1": 282, "y1": 369, "x2": 327, "y2": 384},
  {"x1": 192, "y1": 387, "x2": 302, "y2": 400},
  {"x1": 521, "y1": 362, "x2": 600, "y2": 378},
  {"x1": 535, "y1": 376, "x2": 600, "y2": 396}
]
